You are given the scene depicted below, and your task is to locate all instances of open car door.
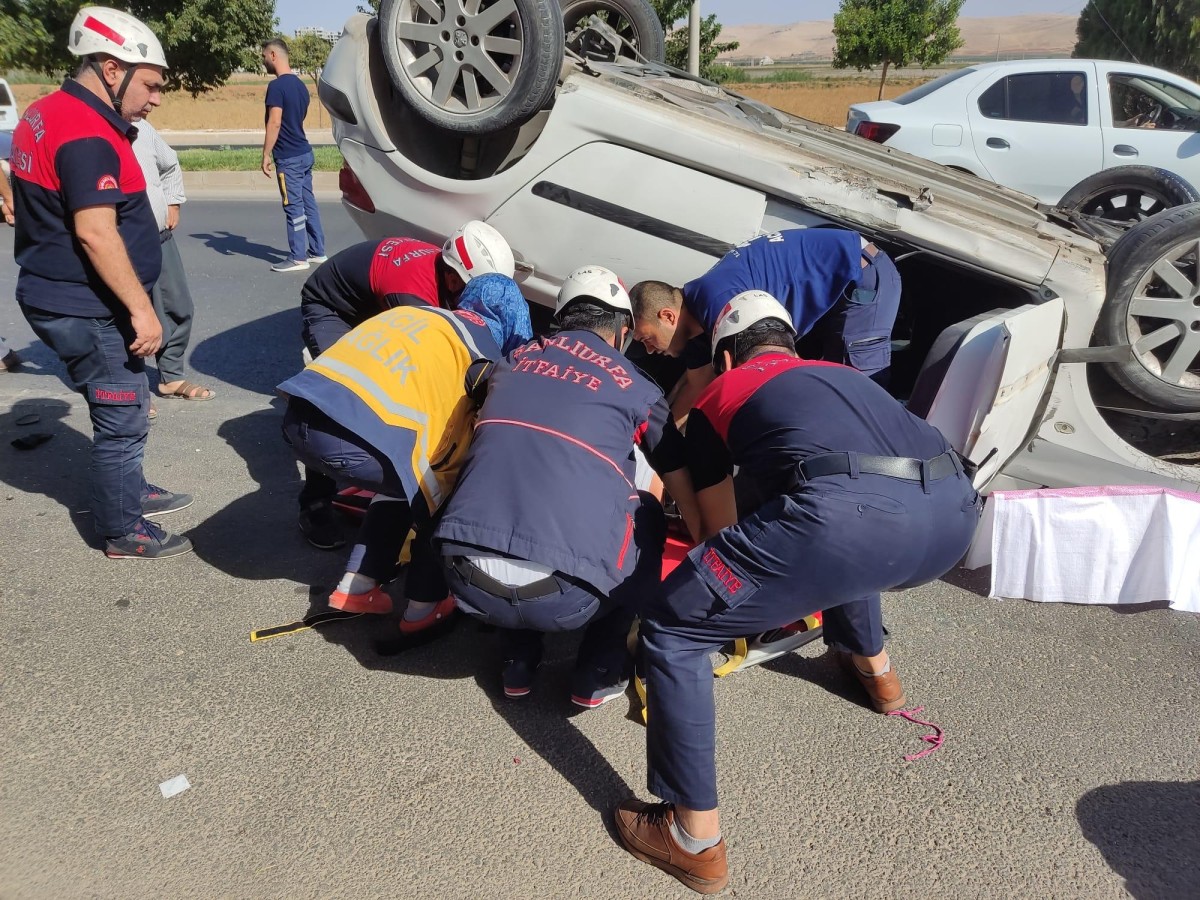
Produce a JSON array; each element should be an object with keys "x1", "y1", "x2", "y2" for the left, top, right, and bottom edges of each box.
[{"x1": 907, "y1": 299, "x2": 1066, "y2": 490}]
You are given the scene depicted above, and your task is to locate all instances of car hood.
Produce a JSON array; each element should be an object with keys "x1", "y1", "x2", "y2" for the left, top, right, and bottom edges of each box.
[{"x1": 580, "y1": 62, "x2": 1099, "y2": 285}]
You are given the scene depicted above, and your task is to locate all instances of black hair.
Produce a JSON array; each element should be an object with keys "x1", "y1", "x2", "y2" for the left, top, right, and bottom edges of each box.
[
  {"x1": 712, "y1": 319, "x2": 795, "y2": 373},
  {"x1": 262, "y1": 38, "x2": 289, "y2": 54},
  {"x1": 554, "y1": 300, "x2": 632, "y2": 337},
  {"x1": 629, "y1": 280, "x2": 679, "y2": 318}
]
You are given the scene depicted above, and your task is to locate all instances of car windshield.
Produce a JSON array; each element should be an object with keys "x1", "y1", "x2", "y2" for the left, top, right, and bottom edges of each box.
[
  {"x1": 893, "y1": 68, "x2": 977, "y2": 105},
  {"x1": 0, "y1": 83, "x2": 12, "y2": 105}
]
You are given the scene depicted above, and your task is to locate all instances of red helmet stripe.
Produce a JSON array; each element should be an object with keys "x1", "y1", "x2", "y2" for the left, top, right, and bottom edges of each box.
[
  {"x1": 84, "y1": 15, "x2": 127, "y2": 47},
  {"x1": 454, "y1": 235, "x2": 474, "y2": 272}
]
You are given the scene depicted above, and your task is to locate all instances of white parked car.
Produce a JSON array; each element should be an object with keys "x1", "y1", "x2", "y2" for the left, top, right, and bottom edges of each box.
[
  {"x1": 318, "y1": 6, "x2": 1200, "y2": 495},
  {"x1": 848, "y1": 59, "x2": 1200, "y2": 216},
  {"x1": 0, "y1": 78, "x2": 19, "y2": 133}
]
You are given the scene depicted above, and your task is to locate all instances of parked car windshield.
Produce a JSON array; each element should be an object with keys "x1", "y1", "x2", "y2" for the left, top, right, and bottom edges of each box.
[{"x1": 892, "y1": 67, "x2": 976, "y2": 105}]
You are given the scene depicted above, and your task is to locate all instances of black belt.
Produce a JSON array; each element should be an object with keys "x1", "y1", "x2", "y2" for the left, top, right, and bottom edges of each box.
[
  {"x1": 451, "y1": 556, "x2": 562, "y2": 601},
  {"x1": 797, "y1": 450, "x2": 960, "y2": 487}
]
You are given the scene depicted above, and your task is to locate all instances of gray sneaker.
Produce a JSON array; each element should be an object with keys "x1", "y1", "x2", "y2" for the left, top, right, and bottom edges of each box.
[
  {"x1": 271, "y1": 259, "x2": 310, "y2": 273},
  {"x1": 105, "y1": 519, "x2": 193, "y2": 560},
  {"x1": 142, "y1": 484, "x2": 193, "y2": 518}
]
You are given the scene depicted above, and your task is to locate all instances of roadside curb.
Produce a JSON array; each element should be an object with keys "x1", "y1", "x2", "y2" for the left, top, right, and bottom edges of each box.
[{"x1": 183, "y1": 170, "x2": 339, "y2": 199}]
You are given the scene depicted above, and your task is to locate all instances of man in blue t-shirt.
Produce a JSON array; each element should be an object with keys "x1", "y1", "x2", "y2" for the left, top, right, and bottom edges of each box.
[
  {"x1": 631, "y1": 228, "x2": 901, "y2": 422},
  {"x1": 261, "y1": 38, "x2": 326, "y2": 273}
]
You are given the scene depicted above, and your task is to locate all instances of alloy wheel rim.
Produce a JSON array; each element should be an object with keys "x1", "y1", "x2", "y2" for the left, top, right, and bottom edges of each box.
[
  {"x1": 393, "y1": 0, "x2": 525, "y2": 116},
  {"x1": 1125, "y1": 236, "x2": 1200, "y2": 390},
  {"x1": 564, "y1": 1, "x2": 648, "y2": 60}
]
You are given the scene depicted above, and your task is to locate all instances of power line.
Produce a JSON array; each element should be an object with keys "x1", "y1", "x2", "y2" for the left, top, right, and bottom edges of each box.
[{"x1": 1083, "y1": 0, "x2": 1141, "y2": 63}]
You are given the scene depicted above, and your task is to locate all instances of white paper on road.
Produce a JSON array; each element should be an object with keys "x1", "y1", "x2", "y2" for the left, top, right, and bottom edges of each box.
[
  {"x1": 967, "y1": 486, "x2": 1200, "y2": 612},
  {"x1": 158, "y1": 774, "x2": 191, "y2": 799}
]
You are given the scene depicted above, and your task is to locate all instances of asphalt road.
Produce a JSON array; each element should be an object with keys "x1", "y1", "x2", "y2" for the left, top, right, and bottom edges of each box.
[{"x1": 1, "y1": 200, "x2": 1198, "y2": 900}]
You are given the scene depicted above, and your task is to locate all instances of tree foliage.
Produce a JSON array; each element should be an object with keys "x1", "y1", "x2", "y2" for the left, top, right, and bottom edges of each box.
[
  {"x1": 0, "y1": 0, "x2": 276, "y2": 94},
  {"x1": 1073, "y1": 0, "x2": 1200, "y2": 81},
  {"x1": 649, "y1": 0, "x2": 739, "y2": 81},
  {"x1": 832, "y1": 0, "x2": 964, "y2": 99},
  {"x1": 290, "y1": 33, "x2": 332, "y2": 85},
  {"x1": 357, "y1": 0, "x2": 382, "y2": 12}
]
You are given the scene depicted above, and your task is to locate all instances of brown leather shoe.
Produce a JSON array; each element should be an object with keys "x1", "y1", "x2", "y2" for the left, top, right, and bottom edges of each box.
[
  {"x1": 613, "y1": 800, "x2": 729, "y2": 894},
  {"x1": 839, "y1": 652, "x2": 907, "y2": 713}
]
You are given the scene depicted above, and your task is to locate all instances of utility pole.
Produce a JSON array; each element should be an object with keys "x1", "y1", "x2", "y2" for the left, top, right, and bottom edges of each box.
[{"x1": 688, "y1": 0, "x2": 700, "y2": 75}]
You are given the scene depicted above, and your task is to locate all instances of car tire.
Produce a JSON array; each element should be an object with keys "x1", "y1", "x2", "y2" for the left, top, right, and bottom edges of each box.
[
  {"x1": 1058, "y1": 165, "x2": 1200, "y2": 230},
  {"x1": 561, "y1": 0, "x2": 665, "y2": 63},
  {"x1": 1099, "y1": 201, "x2": 1200, "y2": 412},
  {"x1": 379, "y1": 0, "x2": 565, "y2": 135}
]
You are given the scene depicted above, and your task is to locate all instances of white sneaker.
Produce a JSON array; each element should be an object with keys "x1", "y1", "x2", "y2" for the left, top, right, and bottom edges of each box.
[
  {"x1": 307, "y1": 254, "x2": 328, "y2": 264},
  {"x1": 271, "y1": 259, "x2": 310, "y2": 273}
]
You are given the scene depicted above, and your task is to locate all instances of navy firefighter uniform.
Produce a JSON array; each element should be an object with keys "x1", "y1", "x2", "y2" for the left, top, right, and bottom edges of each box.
[
  {"x1": 279, "y1": 304, "x2": 502, "y2": 600},
  {"x1": 10, "y1": 79, "x2": 165, "y2": 543},
  {"x1": 681, "y1": 228, "x2": 901, "y2": 381},
  {"x1": 641, "y1": 352, "x2": 981, "y2": 812},
  {"x1": 434, "y1": 328, "x2": 685, "y2": 702}
]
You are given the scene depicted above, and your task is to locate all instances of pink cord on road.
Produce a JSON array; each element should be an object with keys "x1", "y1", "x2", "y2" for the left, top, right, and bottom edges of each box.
[{"x1": 887, "y1": 706, "x2": 945, "y2": 761}]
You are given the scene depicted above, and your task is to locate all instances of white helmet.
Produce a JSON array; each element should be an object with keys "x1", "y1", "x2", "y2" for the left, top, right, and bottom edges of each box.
[
  {"x1": 69, "y1": 7, "x2": 168, "y2": 69},
  {"x1": 554, "y1": 266, "x2": 632, "y2": 318},
  {"x1": 712, "y1": 290, "x2": 795, "y2": 364},
  {"x1": 442, "y1": 220, "x2": 515, "y2": 283}
]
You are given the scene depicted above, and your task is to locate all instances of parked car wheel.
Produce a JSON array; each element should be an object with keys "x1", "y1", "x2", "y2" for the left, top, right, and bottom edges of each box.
[
  {"x1": 379, "y1": 0, "x2": 565, "y2": 135},
  {"x1": 1100, "y1": 202, "x2": 1200, "y2": 411},
  {"x1": 560, "y1": 0, "x2": 665, "y2": 63},
  {"x1": 1058, "y1": 166, "x2": 1200, "y2": 230}
]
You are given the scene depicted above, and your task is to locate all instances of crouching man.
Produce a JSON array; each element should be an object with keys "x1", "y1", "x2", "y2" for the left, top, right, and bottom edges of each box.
[
  {"x1": 278, "y1": 274, "x2": 532, "y2": 633},
  {"x1": 434, "y1": 267, "x2": 699, "y2": 705},
  {"x1": 614, "y1": 291, "x2": 981, "y2": 894}
]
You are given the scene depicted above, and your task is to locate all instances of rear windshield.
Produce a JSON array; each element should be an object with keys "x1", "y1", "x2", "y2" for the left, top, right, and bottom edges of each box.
[
  {"x1": 893, "y1": 68, "x2": 977, "y2": 105},
  {"x1": 0, "y1": 84, "x2": 12, "y2": 106}
]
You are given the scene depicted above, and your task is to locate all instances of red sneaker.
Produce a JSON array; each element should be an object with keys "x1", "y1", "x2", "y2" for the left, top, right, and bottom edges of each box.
[
  {"x1": 398, "y1": 594, "x2": 457, "y2": 634},
  {"x1": 328, "y1": 586, "x2": 393, "y2": 614}
]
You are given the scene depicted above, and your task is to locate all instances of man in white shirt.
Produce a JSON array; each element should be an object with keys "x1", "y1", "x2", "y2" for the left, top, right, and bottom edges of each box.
[{"x1": 131, "y1": 118, "x2": 215, "y2": 403}]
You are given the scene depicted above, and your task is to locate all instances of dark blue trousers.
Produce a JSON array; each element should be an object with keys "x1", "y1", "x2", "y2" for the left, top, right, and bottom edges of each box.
[
  {"x1": 24, "y1": 310, "x2": 150, "y2": 537},
  {"x1": 808, "y1": 251, "x2": 902, "y2": 385},
  {"x1": 446, "y1": 494, "x2": 666, "y2": 673},
  {"x1": 276, "y1": 151, "x2": 325, "y2": 264},
  {"x1": 642, "y1": 468, "x2": 981, "y2": 810},
  {"x1": 281, "y1": 399, "x2": 444, "y2": 597}
]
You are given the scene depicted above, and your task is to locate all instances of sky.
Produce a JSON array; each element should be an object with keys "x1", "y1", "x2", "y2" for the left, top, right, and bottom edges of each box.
[{"x1": 276, "y1": 0, "x2": 1089, "y2": 35}]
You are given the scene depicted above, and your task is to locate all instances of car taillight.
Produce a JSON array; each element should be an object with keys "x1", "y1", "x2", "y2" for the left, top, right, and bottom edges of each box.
[
  {"x1": 339, "y1": 162, "x2": 375, "y2": 213},
  {"x1": 854, "y1": 121, "x2": 901, "y2": 144}
]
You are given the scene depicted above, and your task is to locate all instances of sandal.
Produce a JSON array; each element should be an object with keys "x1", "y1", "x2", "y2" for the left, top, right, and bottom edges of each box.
[{"x1": 158, "y1": 380, "x2": 216, "y2": 401}]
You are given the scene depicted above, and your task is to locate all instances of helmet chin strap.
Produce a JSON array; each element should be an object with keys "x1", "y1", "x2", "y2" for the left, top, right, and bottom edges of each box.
[{"x1": 88, "y1": 57, "x2": 137, "y2": 114}]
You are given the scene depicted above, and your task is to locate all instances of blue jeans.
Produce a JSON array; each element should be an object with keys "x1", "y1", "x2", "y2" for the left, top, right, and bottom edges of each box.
[
  {"x1": 24, "y1": 311, "x2": 150, "y2": 538},
  {"x1": 275, "y1": 151, "x2": 325, "y2": 263},
  {"x1": 642, "y1": 468, "x2": 981, "y2": 810}
]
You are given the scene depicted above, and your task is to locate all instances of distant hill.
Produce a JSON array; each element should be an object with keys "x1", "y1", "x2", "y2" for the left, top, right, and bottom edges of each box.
[{"x1": 719, "y1": 15, "x2": 1079, "y2": 63}]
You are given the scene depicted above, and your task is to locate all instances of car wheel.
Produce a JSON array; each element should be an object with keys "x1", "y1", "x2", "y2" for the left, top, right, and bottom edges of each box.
[
  {"x1": 561, "y1": 0, "x2": 665, "y2": 63},
  {"x1": 1058, "y1": 165, "x2": 1200, "y2": 230},
  {"x1": 379, "y1": 0, "x2": 565, "y2": 135},
  {"x1": 1099, "y1": 202, "x2": 1200, "y2": 412}
]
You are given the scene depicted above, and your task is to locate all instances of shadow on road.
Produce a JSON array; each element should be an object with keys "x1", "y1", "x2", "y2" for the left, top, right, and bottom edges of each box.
[
  {"x1": 190, "y1": 230, "x2": 284, "y2": 264},
  {"x1": 1077, "y1": 780, "x2": 1200, "y2": 899},
  {"x1": 189, "y1": 308, "x2": 304, "y2": 395},
  {"x1": 760, "y1": 648, "x2": 876, "y2": 713},
  {"x1": 0, "y1": 398, "x2": 95, "y2": 546},
  {"x1": 189, "y1": 407, "x2": 341, "y2": 585},
  {"x1": 301, "y1": 596, "x2": 635, "y2": 816}
]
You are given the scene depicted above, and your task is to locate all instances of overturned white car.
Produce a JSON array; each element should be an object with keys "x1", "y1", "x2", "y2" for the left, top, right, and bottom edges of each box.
[{"x1": 317, "y1": 3, "x2": 1199, "y2": 494}]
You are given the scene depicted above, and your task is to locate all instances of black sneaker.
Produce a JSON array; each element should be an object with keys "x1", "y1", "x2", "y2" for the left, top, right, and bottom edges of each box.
[
  {"x1": 142, "y1": 484, "x2": 193, "y2": 518},
  {"x1": 502, "y1": 656, "x2": 541, "y2": 699},
  {"x1": 105, "y1": 519, "x2": 193, "y2": 559},
  {"x1": 298, "y1": 500, "x2": 345, "y2": 550}
]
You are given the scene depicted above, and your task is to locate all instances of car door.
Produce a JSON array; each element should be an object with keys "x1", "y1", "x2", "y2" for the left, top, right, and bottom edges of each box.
[
  {"x1": 1101, "y1": 69, "x2": 1200, "y2": 188},
  {"x1": 966, "y1": 64, "x2": 1104, "y2": 203},
  {"x1": 908, "y1": 299, "x2": 1066, "y2": 491}
]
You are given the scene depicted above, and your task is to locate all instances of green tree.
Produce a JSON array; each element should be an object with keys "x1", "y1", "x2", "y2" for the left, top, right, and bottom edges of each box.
[
  {"x1": 290, "y1": 33, "x2": 332, "y2": 85},
  {"x1": 650, "y1": 0, "x2": 739, "y2": 81},
  {"x1": 1074, "y1": 0, "x2": 1200, "y2": 81},
  {"x1": 357, "y1": 0, "x2": 381, "y2": 12},
  {"x1": 832, "y1": 0, "x2": 965, "y2": 100},
  {"x1": 0, "y1": 0, "x2": 276, "y2": 94}
]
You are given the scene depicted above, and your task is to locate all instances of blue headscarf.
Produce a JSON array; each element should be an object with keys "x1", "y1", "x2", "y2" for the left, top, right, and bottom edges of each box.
[{"x1": 456, "y1": 273, "x2": 533, "y2": 355}]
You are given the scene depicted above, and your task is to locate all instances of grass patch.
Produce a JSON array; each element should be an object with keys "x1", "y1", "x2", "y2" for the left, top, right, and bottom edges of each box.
[
  {"x1": 177, "y1": 145, "x2": 344, "y2": 171},
  {"x1": 734, "y1": 68, "x2": 816, "y2": 84}
]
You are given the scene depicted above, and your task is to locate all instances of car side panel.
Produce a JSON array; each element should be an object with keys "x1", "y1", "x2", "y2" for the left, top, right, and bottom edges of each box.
[{"x1": 1098, "y1": 65, "x2": 1200, "y2": 187}]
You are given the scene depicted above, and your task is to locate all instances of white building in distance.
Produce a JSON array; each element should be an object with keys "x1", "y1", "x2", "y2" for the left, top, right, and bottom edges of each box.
[{"x1": 295, "y1": 26, "x2": 339, "y2": 44}]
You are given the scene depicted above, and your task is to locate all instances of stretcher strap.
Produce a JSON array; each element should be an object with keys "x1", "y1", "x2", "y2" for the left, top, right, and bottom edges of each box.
[
  {"x1": 249, "y1": 610, "x2": 363, "y2": 642},
  {"x1": 711, "y1": 638, "x2": 749, "y2": 678}
]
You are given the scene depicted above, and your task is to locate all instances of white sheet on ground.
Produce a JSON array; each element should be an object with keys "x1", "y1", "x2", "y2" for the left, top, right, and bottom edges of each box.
[{"x1": 964, "y1": 485, "x2": 1200, "y2": 612}]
